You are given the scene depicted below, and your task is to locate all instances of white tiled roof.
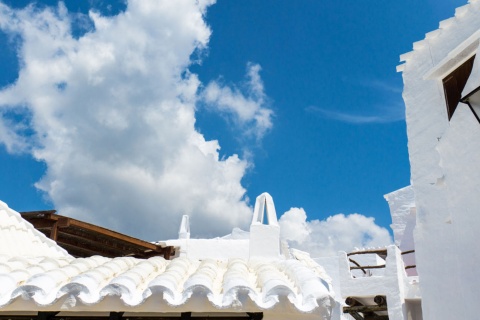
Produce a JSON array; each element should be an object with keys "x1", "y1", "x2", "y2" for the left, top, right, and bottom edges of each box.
[
  {"x1": 0, "y1": 194, "x2": 333, "y2": 318},
  {"x1": 0, "y1": 201, "x2": 71, "y2": 258},
  {"x1": 0, "y1": 255, "x2": 333, "y2": 315}
]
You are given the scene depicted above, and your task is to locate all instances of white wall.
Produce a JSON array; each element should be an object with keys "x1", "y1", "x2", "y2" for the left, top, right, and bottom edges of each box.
[
  {"x1": 384, "y1": 186, "x2": 417, "y2": 276},
  {"x1": 400, "y1": 2, "x2": 480, "y2": 319}
]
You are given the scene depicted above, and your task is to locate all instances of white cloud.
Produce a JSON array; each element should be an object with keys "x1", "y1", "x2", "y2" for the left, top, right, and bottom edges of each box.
[
  {"x1": 306, "y1": 78, "x2": 405, "y2": 125},
  {"x1": 279, "y1": 207, "x2": 392, "y2": 257},
  {"x1": 203, "y1": 63, "x2": 273, "y2": 139},
  {"x1": 306, "y1": 105, "x2": 404, "y2": 124},
  {"x1": 0, "y1": 0, "x2": 262, "y2": 240}
]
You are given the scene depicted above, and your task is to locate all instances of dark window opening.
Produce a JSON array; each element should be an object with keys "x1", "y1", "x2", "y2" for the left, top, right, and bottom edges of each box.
[{"x1": 443, "y1": 55, "x2": 476, "y2": 120}]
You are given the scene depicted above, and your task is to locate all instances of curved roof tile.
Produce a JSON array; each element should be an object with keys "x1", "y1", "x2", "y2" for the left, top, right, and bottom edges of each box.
[{"x1": 0, "y1": 255, "x2": 333, "y2": 314}]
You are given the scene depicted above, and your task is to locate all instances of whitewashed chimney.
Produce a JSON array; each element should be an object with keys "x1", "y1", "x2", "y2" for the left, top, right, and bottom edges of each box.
[
  {"x1": 249, "y1": 192, "x2": 280, "y2": 260},
  {"x1": 178, "y1": 215, "x2": 190, "y2": 239}
]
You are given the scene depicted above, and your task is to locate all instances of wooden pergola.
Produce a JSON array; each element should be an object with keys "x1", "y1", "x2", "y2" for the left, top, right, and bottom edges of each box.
[{"x1": 20, "y1": 210, "x2": 175, "y2": 259}]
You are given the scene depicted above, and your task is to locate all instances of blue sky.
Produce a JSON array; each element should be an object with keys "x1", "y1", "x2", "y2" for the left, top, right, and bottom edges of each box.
[{"x1": 0, "y1": 0, "x2": 467, "y2": 255}]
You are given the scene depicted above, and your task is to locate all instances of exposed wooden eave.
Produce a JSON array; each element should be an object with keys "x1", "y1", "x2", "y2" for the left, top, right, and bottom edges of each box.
[{"x1": 20, "y1": 210, "x2": 175, "y2": 259}]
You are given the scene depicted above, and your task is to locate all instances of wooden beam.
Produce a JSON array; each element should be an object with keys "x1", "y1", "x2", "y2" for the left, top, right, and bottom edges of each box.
[
  {"x1": 180, "y1": 313, "x2": 191, "y2": 320},
  {"x1": 21, "y1": 211, "x2": 174, "y2": 259},
  {"x1": 59, "y1": 224, "x2": 166, "y2": 257},
  {"x1": 109, "y1": 312, "x2": 123, "y2": 320},
  {"x1": 27, "y1": 218, "x2": 57, "y2": 229},
  {"x1": 58, "y1": 217, "x2": 71, "y2": 228},
  {"x1": 22, "y1": 211, "x2": 161, "y2": 251},
  {"x1": 345, "y1": 297, "x2": 363, "y2": 307},
  {"x1": 246, "y1": 313, "x2": 263, "y2": 320},
  {"x1": 347, "y1": 249, "x2": 388, "y2": 256},
  {"x1": 344, "y1": 305, "x2": 388, "y2": 313},
  {"x1": 374, "y1": 295, "x2": 387, "y2": 306},
  {"x1": 37, "y1": 312, "x2": 59, "y2": 320},
  {"x1": 163, "y1": 246, "x2": 175, "y2": 260},
  {"x1": 65, "y1": 218, "x2": 159, "y2": 250},
  {"x1": 349, "y1": 259, "x2": 367, "y2": 274},
  {"x1": 20, "y1": 210, "x2": 56, "y2": 219},
  {"x1": 350, "y1": 265, "x2": 386, "y2": 270}
]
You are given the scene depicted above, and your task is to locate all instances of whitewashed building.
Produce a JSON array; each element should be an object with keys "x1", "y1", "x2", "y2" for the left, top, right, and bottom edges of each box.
[
  {"x1": 0, "y1": 194, "x2": 334, "y2": 320},
  {"x1": 342, "y1": 1, "x2": 480, "y2": 319},
  {"x1": 396, "y1": 0, "x2": 480, "y2": 319},
  {"x1": 320, "y1": 2, "x2": 480, "y2": 320},
  {"x1": 3, "y1": 2, "x2": 480, "y2": 320}
]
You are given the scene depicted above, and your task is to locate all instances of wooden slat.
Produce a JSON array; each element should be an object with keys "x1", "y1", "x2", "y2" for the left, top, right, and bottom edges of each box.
[
  {"x1": 56, "y1": 232, "x2": 127, "y2": 258},
  {"x1": 59, "y1": 242, "x2": 108, "y2": 258},
  {"x1": 59, "y1": 225, "x2": 160, "y2": 257}
]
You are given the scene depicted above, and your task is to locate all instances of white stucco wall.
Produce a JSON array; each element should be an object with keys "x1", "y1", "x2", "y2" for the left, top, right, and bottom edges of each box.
[
  {"x1": 400, "y1": 2, "x2": 480, "y2": 319},
  {"x1": 384, "y1": 186, "x2": 417, "y2": 276}
]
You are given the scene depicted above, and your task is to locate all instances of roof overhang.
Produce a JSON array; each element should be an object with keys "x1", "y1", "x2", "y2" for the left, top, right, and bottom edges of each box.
[
  {"x1": 423, "y1": 29, "x2": 480, "y2": 80},
  {"x1": 20, "y1": 211, "x2": 174, "y2": 259}
]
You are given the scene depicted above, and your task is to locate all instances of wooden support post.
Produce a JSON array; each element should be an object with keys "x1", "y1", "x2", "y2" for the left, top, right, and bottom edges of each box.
[
  {"x1": 164, "y1": 246, "x2": 175, "y2": 260},
  {"x1": 180, "y1": 312, "x2": 191, "y2": 320},
  {"x1": 109, "y1": 312, "x2": 124, "y2": 320},
  {"x1": 246, "y1": 313, "x2": 263, "y2": 320},
  {"x1": 49, "y1": 222, "x2": 59, "y2": 241},
  {"x1": 37, "y1": 312, "x2": 58, "y2": 320}
]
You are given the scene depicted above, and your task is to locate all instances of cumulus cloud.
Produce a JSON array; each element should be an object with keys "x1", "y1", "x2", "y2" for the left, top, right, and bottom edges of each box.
[
  {"x1": 0, "y1": 0, "x2": 266, "y2": 239},
  {"x1": 279, "y1": 207, "x2": 392, "y2": 257},
  {"x1": 203, "y1": 63, "x2": 273, "y2": 139}
]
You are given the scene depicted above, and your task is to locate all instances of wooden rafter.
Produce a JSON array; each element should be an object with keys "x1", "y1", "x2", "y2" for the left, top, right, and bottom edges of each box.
[{"x1": 20, "y1": 210, "x2": 175, "y2": 259}]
